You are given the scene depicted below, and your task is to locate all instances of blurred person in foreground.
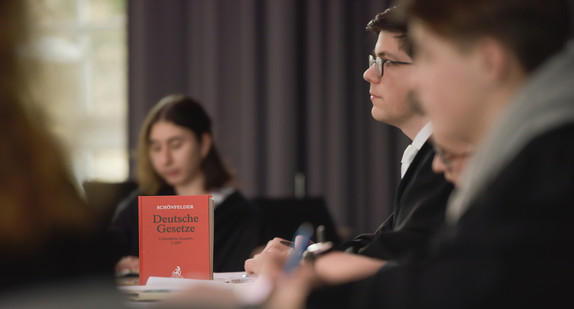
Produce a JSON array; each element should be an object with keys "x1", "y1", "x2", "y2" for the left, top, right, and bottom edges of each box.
[
  {"x1": 110, "y1": 94, "x2": 265, "y2": 276},
  {"x1": 430, "y1": 134, "x2": 474, "y2": 186},
  {"x1": 267, "y1": 0, "x2": 574, "y2": 308},
  {"x1": 0, "y1": 0, "x2": 124, "y2": 307},
  {"x1": 245, "y1": 4, "x2": 453, "y2": 286}
]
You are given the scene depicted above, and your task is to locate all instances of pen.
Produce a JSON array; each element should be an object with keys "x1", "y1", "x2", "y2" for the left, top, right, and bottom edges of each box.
[
  {"x1": 316, "y1": 225, "x2": 325, "y2": 243},
  {"x1": 281, "y1": 225, "x2": 325, "y2": 248}
]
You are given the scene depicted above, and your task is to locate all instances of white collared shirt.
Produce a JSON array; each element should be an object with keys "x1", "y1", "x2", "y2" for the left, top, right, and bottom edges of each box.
[
  {"x1": 209, "y1": 187, "x2": 235, "y2": 209},
  {"x1": 400, "y1": 122, "x2": 433, "y2": 178}
]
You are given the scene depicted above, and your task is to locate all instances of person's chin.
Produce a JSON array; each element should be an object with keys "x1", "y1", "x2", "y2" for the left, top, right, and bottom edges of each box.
[
  {"x1": 445, "y1": 174, "x2": 459, "y2": 187},
  {"x1": 371, "y1": 107, "x2": 388, "y2": 123}
]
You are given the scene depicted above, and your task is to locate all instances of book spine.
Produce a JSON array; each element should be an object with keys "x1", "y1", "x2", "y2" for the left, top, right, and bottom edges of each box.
[
  {"x1": 209, "y1": 197, "x2": 214, "y2": 280},
  {"x1": 138, "y1": 195, "x2": 144, "y2": 284}
]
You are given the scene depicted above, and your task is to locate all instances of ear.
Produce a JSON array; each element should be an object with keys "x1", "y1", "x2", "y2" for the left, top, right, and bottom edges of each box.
[
  {"x1": 475, "y1": 37, "x2": 512, "y2": 84},
  {"x1": 199, "y1": 133, "x2": 212, "y2": 159}
]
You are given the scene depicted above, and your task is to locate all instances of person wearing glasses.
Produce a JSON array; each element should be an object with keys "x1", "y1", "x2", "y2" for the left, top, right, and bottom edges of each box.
[
  {"x1": 431, "y1": 135, "x2": 474, "y2": 187},
  {"x1": 265, "y1": 0, "x2": 574, "y2": 307},
  {"x1": 244, "y1": 5, "x2": 453, "y2": 286}
]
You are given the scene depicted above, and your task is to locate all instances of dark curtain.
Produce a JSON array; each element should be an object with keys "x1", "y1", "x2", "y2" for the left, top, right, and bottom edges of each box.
[{"x1": 128, "y1": 0, "x2": 410, "y2": 237}]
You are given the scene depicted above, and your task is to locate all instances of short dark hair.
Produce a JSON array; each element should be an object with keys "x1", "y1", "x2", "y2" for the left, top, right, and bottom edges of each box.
[
  {"x1": 366, "y1": 5, "x2": 414, "y2": 58},
  {"x1": 406, "y1": 0, "x2": 571, "y2": 72},
  {"x1": 137, "y1": 94, "x2": 233, "y2": 195}
]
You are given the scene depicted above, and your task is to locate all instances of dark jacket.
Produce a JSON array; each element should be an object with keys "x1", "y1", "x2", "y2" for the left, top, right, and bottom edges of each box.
[
  {"x1": 109, "y1": 188, "x2": 266, "y2": 272},
  {"x1": 340, "y1": 141, "x2": 453, "y2": 262},
  {"x1": 308, "y1": 124, "x2": 574, "y2": 308}
]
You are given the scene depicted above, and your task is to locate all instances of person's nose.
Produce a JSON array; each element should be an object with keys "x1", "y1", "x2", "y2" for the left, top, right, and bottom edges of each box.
[
  {"x1": 363, "y1": 63, "x2": 378, "y2": 84},
  {"x1": 160, "y1": 147, "x2": 172, "y2": 166},
  {"x1": 409, "y1": 64, "x2": 421, "y2": 93},
  {"x1": 432, "y1": 153, "x2": 447, "y2": 175}
]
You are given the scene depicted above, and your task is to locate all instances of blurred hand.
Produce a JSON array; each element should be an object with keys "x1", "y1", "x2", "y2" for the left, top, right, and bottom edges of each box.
[
  {"x1": 163, "y1": 284, "x2": 239, "y2": 309},
  {"x1": 264, "y1": 259, "x2": 317, "y2": 309},
  {"x1": 313, "y1": 251, "x2": 385, "y2": 285},
  {"x1": 115, "y1": 255, "x2": 139, "y2": 275},
  {"x1": 244, "y1": 237, "x2": 292, "y2": 277}
]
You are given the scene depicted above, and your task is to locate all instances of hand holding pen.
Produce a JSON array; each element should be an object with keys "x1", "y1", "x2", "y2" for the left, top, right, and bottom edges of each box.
[
  {"x1": 280, "y1": 225, "x2": 334, "y2": 261},
  {"x1": 244, "y1": 237, "x2": 295, "y2": 277},
  {"x1": 244, "y1": 224, "x2": 333, "y2": 277}
]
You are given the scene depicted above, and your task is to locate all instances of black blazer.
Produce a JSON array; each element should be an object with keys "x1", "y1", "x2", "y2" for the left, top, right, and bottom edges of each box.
[
  {"x1": 339, "y1": 141, "x2": 453, "y2": 262},
  {"x1": 308, "y1": 124, "x2": 574, "y2": 308}
]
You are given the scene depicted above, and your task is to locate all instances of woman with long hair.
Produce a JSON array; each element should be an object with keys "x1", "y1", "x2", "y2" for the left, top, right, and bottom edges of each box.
[{"x1": 110, "y1": 94, "x2": 265, "y2": 274}]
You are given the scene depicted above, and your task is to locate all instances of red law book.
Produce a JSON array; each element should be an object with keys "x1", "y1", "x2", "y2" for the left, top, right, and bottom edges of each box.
[{"x1": 138, "y1": 195, "x2": 214, "y2": 285}]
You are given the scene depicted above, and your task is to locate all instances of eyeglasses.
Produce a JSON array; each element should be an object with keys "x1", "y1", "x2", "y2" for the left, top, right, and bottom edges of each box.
[
  {"x1": 434, "y1": 145, "x2": 473, "y2": 172},
  {"x1": 369, "y1": 55, "x2": 412, "y2": 78}
]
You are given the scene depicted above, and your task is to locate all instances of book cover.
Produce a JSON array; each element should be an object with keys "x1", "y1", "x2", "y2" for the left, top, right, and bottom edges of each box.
[{"x1": 138, "y1": 195, "x2": 214, "y2": 285}]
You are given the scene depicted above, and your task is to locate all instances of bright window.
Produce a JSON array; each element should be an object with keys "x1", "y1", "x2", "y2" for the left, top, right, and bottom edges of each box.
[{"x1": 27, "y1": 0, "x2": 128, "y2": 184}]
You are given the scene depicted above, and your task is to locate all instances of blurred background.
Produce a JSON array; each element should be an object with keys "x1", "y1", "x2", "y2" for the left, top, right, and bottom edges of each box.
[
  {"x1": 128, "y1": 0, "x2": 406, "y2": 239},
  {"x1": 28, "y1": 0, "x2": 574, "y2": 239}
]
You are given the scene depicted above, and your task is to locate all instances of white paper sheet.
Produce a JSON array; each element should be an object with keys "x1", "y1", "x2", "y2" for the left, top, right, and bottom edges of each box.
[{"x1": 118, "y1": 272, "x2": 261, "y2": 302}]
